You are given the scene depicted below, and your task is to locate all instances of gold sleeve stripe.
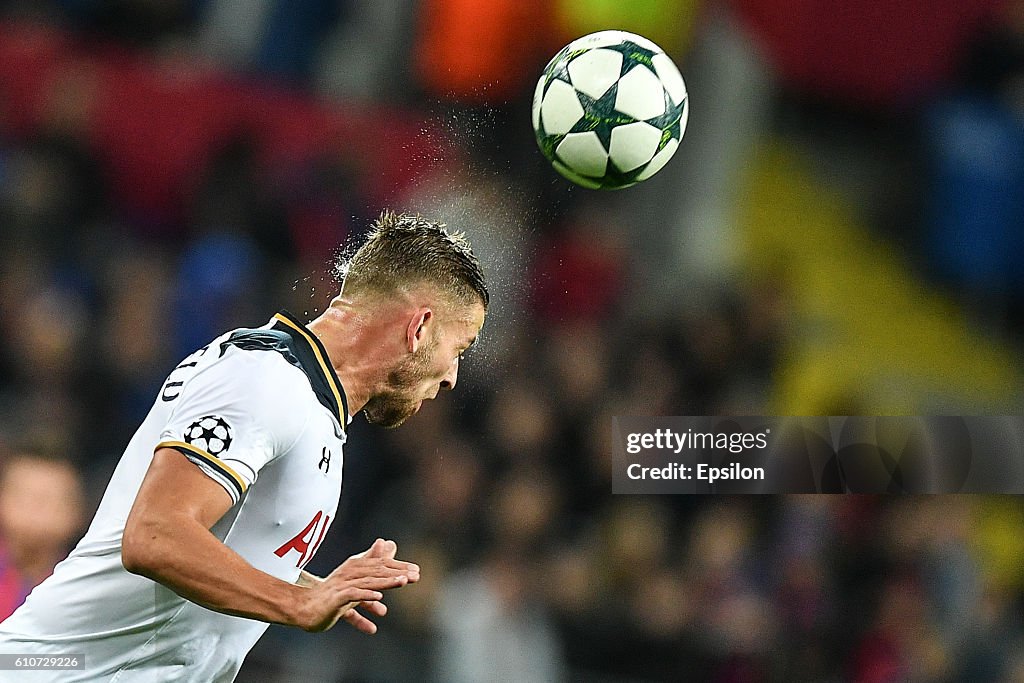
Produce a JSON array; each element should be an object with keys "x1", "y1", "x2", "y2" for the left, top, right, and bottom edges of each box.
[
  {"x1": 156, "y1": 441, "x2": 248, "y2": 496},
  {"x1": 273, "y1": 313, "x2": 345, "y2": 428}
]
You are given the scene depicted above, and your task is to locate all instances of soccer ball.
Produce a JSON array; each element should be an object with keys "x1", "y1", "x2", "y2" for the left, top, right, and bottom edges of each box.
[
  {"x1": 184, "y1": 415, "x2": 233, "y2": 456},
  {"x1": 532, "y1": 30, "x2": 688, "y2": 190}
]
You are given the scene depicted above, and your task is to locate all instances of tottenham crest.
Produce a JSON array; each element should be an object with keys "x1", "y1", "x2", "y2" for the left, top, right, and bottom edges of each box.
[{"x1": 184, "y1": 415, "x2": 233, "y2": 456}]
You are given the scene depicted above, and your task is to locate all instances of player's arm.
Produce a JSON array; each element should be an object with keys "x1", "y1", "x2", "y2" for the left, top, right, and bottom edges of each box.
[{"x1": 122, "y1": 448, "x2": 419, "y2": 632}]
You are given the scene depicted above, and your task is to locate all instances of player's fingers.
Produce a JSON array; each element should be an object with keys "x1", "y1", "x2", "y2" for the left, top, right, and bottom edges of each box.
[
  {"x1": 349, "y1": 575, "x2": 409, "y2": 591},
  {"x1": 350, "y1": 537, "x2": 389, "y2": 561},
  {"x1": 381, "y1": 558, "x2": 419, "y2": 576},
  {"x1": 343, "y1": 608, "x2": 378, "y2": 635},
  {"x1": 348, "y1": 556, "x2": 418, "y2": 571},
  {"x1": 335, "y1": 587, "x2": 384, "y2": 606},
  {"x1": 390, "y1": 561, "x2": 419, "y2": 582},
  {"x1": 374, "y1": 538, "x2": 397, "y2": 559},
  {"x1": 360, "y1": 600, "x2": 387, "y2": 617},
  {"x1": 330, "y1": 557, "x2": 379, "y2": 576},
  {"x1": 398, "y1": 561, "x2": 420, "y2": 583},
  {"x1": 347, "y1": 565, "x2": 416, "y2": 585},
  {"x1": 339, "y1": 557, "x2": 420, "y2": 579}
]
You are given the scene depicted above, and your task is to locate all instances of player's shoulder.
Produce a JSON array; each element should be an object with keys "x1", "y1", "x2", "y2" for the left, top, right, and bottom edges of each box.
[
  {"x1": 208, "y1": 326, "x2": 318, "y2": 402},
  {"x1": 160, "y1": 328, "x2": 314, "y2": 452},
  {"x1": 167, "y1": 311, "x2": 347, "y2": 431}
]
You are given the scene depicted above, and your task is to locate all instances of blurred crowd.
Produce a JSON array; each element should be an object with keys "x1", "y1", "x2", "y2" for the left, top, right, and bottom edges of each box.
[{"x1": 1, "y1": 1, "x2": 1024, "y2": 682}]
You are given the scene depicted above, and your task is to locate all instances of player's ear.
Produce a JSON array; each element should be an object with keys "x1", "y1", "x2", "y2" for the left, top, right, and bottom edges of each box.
[{"x1": 406, "y1": 307, "x2": 433, "y2": 353}]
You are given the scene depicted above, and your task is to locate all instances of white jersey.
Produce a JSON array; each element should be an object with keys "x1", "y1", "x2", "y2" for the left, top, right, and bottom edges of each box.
[{"x1": 0, "y1": 312, "x2": 349, "y2": 682}]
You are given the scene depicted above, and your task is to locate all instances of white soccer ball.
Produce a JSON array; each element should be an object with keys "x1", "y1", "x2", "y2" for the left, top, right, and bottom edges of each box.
[{"x1": 532, "y1": 30, "x2": 688, "y2": 190}]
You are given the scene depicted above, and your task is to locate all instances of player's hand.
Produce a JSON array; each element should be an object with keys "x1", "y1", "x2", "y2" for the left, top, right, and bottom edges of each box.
[
  {"x1": 340, "y1": 538, "x2": 406, "y2": 634},
  {"x1": 296, "y1": 539, "x2": 418, "y2": 633},
  {"x1": 341, "y1": 596, "x2": 389, "y2": 634},
  {"x1": 358, "y1": 537, "x2": 398, "y2": 560}
]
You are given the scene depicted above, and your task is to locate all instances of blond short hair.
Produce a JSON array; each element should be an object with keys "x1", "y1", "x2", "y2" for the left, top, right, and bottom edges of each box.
[{"x1": 339, "y1": 211, "x2": 489, "y2": 309}]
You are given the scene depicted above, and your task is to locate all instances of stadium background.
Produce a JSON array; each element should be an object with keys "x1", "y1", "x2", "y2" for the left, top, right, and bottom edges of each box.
[{"x1": 1, "y1": 1, "x2": 1023, "y2": 681}]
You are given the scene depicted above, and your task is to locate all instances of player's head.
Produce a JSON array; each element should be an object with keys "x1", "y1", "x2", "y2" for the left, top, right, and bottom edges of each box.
[
  {"x1": 340, "y1": 210, "x2": 489, "y2": 313},
  {"x1": 339, "y1": 211, "x2": 488, "y2": 428}
]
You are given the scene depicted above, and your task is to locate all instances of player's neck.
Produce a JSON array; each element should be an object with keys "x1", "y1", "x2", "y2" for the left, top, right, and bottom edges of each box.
[{"x1": 306, "y1": 302, "x2": 396, "y2": 418}]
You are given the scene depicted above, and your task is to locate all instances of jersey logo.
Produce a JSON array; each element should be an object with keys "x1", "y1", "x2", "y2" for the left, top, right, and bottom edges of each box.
[
  {"x1": 319, "y1": 447, "x2": 332, "y2": 473},
  {"x1": 184, "y1": 415, "x2": 233, "y2": 456},
  {"x1": 274, "y1": 511, "x2": 331, "y2": 568},
  {"x1": 161, "y1": 345, "x2": 209, "y2": 401}
]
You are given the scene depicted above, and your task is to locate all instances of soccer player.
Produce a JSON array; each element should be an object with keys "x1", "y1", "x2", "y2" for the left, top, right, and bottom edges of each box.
[{"x1": 0, "y1": 212, "x2": 488, "y2": 682}]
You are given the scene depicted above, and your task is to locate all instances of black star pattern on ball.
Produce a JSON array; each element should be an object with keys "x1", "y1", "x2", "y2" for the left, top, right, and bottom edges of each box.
[
  {"x1": 569, "y1": 83, "x2": 630, "y2": 149},
  {"x1": 543, "y1": 46, "x2": 580, "y2": 83},
  {"x1": 608, "y1": 40, "x2": 659, "y2": 76}
]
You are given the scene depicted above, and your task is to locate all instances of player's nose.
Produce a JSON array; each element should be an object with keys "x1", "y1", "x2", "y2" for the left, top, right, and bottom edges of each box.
[{"x1": 439, "y1": 358, "x2": 459, "y2": 392}]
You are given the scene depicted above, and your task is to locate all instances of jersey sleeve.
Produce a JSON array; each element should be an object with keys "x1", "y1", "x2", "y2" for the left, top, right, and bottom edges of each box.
[{"x1": 157, "y1": 346, "x2": 310, "y2": 505}]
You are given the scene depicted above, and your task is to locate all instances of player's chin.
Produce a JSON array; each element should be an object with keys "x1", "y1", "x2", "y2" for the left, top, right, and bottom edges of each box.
[{"x1": 363, "y1": 398, "x2": 420, "y2": 429}]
